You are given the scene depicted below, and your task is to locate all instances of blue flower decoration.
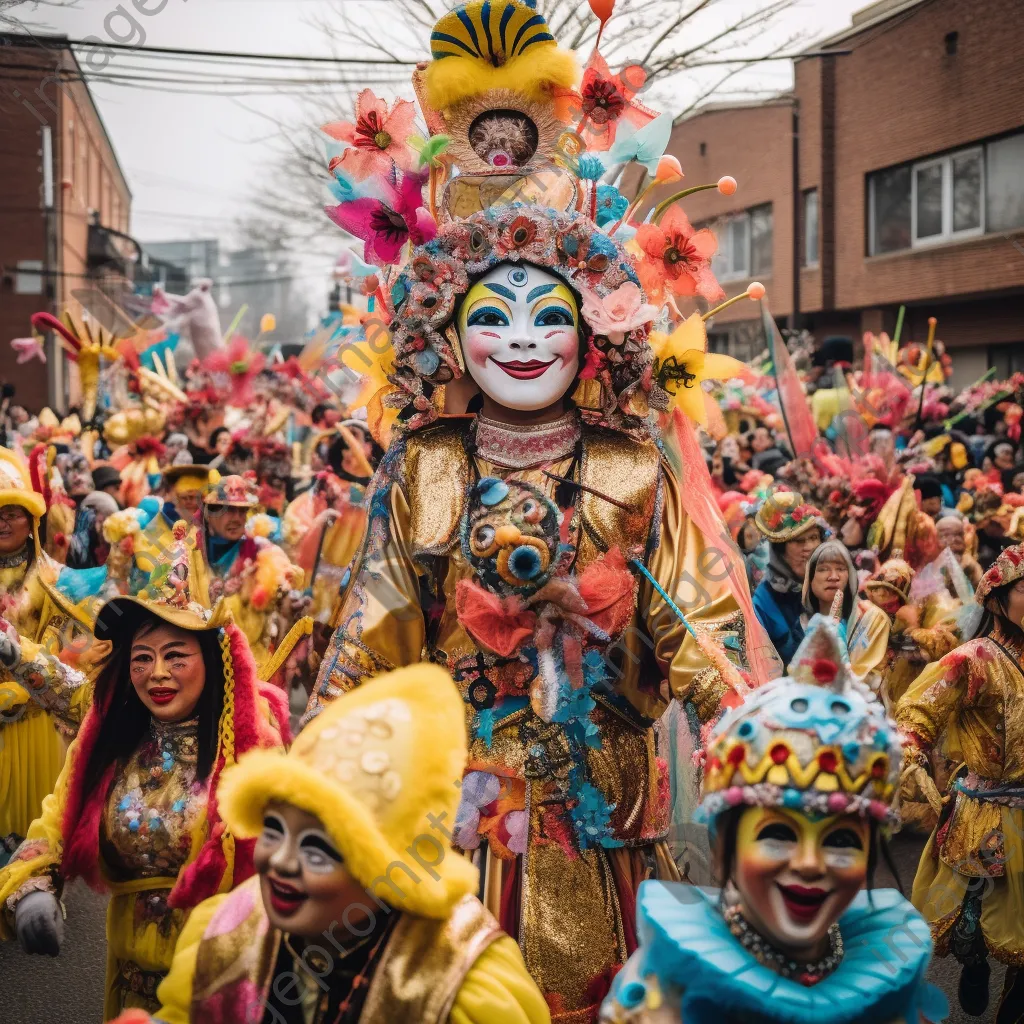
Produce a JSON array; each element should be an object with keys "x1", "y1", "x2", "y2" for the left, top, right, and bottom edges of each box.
[
  {"x1": 570, "y1": 782, "x2": 618, "y2": 849},
  {"x1": 595, "y1": 185, "x2": 629, "y2": 228},
  {"x1": 576, "y1": 154, "x2": 607, "y2": 181}
]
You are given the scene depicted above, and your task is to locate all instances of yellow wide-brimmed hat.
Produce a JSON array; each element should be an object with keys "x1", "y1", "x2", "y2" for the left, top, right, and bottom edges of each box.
[
  {"x1": 0, "y1": 448, "x2": 46, "y2": 520},
  {"x1": 219, "y1": 664, "x2": 478, "y2": 919}
]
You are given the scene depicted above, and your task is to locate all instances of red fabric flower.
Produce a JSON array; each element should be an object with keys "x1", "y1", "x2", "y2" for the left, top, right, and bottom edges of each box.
[
  {"x1": 576, "y1": 52, "x2": 658, "y2": 151},
  {"x1": 635, "y1": 205, "x2": 724, "y2": 303}
]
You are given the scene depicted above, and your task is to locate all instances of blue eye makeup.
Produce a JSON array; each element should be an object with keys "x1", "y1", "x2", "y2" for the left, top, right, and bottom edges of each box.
[
  {"x1": 534, "y1": 306, "x2": 575, "y2": 327},
  {"x1": 467, "y1": 305, "x2": 511, "y2": 328}
]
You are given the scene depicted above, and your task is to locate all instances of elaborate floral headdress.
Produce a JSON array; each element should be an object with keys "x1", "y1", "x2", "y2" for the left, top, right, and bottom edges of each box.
[
  {"x1": 699, "y1": 616, "x2": 902, "y2": 828},
  {"x1": 320, "y1": 0, "x2": 766, "y2": 438},
  {"x1": 753, "y1": 490, "x2": 826, "y2": 543},
  {"x1": 204, "y1": 472, "x2": 259, "y2": 509},
  {"x1": 387, "y1": 203, "x2": 664, "y2": 432},
  {"x1": 974, "y1": 542, "x2": 1024, "y2": 609}
]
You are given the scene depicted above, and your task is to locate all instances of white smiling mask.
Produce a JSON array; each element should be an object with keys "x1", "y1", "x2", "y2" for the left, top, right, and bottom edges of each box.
[{"x1": 457, "y1": 264, "x2": 581, "y2": 413}]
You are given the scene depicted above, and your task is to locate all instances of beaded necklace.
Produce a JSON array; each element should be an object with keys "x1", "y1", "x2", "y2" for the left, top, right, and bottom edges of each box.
[{"x1": 722, "y1": 902, "x2": 844, "y2": 987}]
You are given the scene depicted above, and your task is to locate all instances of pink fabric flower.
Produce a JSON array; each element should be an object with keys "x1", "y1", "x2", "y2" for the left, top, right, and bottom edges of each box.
[
  {"x1": 580, "y1": 282, "x2": 658, "y2": 339},
  {"x1": 321, "y1": 89, "x2": 416, "y2": 181},
  {"x1": 326, "y1": 170, "x2": 436, "y2": 266},
  {"x1": 204, "y1": 337, "x2": 266, "y2": 407}
]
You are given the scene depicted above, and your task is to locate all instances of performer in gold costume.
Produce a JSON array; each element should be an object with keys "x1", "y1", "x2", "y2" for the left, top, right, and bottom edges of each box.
[
  {"x1": 301, "y1": 2, "x2": 771, "y2": 1016},
  {"x1": 898, "y1": 542, "x2": 1024, "y2": 1021}
]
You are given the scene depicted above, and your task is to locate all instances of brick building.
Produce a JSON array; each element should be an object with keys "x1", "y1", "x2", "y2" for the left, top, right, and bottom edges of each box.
[
  {"x1": 0, "y1": 34, "x2": 133, "y2": 413},
  {"x1": 630, "y1": 0, "x2": 1024, "y2": 386}
]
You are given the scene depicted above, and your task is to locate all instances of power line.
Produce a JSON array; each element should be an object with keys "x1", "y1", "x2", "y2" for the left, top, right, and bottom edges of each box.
[{"x1": 29, "y1": 36, "x2": 418, "y2": 66}]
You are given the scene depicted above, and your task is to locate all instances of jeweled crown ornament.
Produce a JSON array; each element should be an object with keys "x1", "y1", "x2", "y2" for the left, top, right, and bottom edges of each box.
[{"x1": 699, "y1": 615, "x2": 903, "y2": 827}]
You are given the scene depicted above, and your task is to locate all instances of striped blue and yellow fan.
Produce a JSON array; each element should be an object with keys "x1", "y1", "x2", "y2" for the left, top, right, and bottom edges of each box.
[{"x1": 426, "y1": 0, "x2": 579, "y2": 110}]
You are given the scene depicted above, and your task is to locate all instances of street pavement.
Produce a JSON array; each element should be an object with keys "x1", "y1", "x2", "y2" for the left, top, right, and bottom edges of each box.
[{"x1": 0, "y1": 830, "x2": 1004, "y2": 1022}]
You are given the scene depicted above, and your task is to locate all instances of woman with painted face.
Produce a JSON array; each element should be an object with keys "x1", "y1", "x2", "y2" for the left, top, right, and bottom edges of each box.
[
  {"x1": 601, "y1": 617, "x2": 947, "y2": 1024},
  {"x1": 0, "y1": 538, "x2": 289, "y2": 1020},
  {"x1": 109, "y1": 665, "x2": 549, "y2": 1024},
  {"x1": 897, "y1": 543, "x2": 1024, "y2": 1021},
  {"x1": 752, "y1": 492, "x2": 826, "y2": 670},
  {"x1": 800, "y1": 540, "x2": 890, "y2": 682}
]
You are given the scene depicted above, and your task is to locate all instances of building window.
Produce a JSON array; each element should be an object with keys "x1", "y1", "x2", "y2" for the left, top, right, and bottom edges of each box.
[
  {"x1": 987, "y1": 133, "x2": 1024, "y2": 232},
  {"x1": 803, "y1": 189, "x2": 819, "y2": 267},
  {"x1": 712, "y1": 203, "x2": 773, "y2": 281},
  {"x1": 989, "y1": 342, "x2": 1024, "y2": 380},
  {"x1": 869, "y1": 132, "x2": 1024, "y2": 255},
  {"x1": 707, "y1": 332, "x2": 729, "y2": 354},
  {"x1": 15, "y1": 261, "x2": 43, "y2": 295}
]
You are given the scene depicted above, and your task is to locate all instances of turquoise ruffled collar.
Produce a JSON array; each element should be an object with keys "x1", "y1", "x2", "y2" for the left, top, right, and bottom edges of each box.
[{"x1": 606, "y1": 883, "x2": 947, "y2": 1024}]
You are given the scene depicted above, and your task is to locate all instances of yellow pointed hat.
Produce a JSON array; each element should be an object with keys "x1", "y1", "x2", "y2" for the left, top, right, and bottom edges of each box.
[{"x1": 218, "y1": 664, "x2": 479, "y2": 919}]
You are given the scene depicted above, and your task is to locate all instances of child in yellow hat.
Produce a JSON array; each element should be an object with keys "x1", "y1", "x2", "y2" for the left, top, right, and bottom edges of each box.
[{"x1": 113, "y1": 663, "x2": 549, "y2": 1024}]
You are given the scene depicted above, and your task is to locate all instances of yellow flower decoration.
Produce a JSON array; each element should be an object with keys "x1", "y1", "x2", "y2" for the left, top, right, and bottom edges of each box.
[{"x1": 648, "y1": 313, "x2": 748, "y2": 426}]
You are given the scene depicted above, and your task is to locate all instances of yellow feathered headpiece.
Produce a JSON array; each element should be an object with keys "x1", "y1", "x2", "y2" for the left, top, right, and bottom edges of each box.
[{"x1": 426, "y1": 0, "x2": 579, "y2": 111}]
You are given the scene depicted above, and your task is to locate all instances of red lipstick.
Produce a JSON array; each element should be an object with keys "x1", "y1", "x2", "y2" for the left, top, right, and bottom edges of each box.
[
  {"x1": 778, "y1": 884, "x2": 830, "y2": 924},
  {"x1": 147, "y1": 688, "x2": 178, "y2": 706},
  {"x1": 267, "y1": 876, "x2": 307, "y2": 917},
  {"x1": 493, "y1": 359, "x2": 556, "y2": 380}
]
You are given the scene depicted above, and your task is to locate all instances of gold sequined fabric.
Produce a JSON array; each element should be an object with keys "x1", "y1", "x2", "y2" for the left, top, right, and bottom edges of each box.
[
  {"x1": 103, "y1": 717, "x2": 205, "y2": 879},
  {"x1": 307, "y1": 417, "x2": 746, "y2": 1013}
]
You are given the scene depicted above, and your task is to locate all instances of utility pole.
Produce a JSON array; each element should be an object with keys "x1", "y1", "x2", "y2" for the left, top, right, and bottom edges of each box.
[{"x1": 41, "y1": 122, "x2": 62, "y2": 411}]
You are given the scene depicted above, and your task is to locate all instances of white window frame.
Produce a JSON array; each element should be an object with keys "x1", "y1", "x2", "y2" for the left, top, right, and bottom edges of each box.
[
  {"x1": 716, "y1": 211, "x2": 751, "y2": 282},
  {"x1": 911, "y1": 145, "x2": 985, "y2": 248},
  {"x1": 803, "y1": 189, "x2": 819, "y2": 268}
]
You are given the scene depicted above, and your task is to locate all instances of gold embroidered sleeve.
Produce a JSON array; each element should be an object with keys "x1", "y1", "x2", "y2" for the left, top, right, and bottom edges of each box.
[
  {"x1": 894, "y1": 646, "x2": 972, "y2": 751},
  {"x1": 0, "y1": 632, "x2": 91, "y2": 734},
  {"x1": 642, "y1": 467, "x2": 743, "y2": 723},
  {"x1": 304, "y1": 480, "x2": 426, "y2": 723}
]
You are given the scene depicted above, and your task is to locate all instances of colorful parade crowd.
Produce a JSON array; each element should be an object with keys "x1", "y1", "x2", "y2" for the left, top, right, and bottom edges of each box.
[{"x1": 1, "y1": 1, "x2": 1023, "y2": 1022}]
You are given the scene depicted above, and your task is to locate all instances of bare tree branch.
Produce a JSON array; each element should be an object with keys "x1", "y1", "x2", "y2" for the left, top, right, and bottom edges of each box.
[{"x1": 252, "y1": 0, "x2": 808, "y2": 259}]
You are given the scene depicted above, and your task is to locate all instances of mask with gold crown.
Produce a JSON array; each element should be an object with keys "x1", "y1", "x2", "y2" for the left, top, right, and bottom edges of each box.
[
  {"x1": 599, "y1": 619, "x2": 944, "y2": 1024},
  {"x1": 321, "y1": 0, "x2": 762, "y2": 443}
]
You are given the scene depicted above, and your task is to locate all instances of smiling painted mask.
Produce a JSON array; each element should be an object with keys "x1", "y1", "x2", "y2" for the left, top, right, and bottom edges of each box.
[
  {"x1": 457, "y1": 264, "x2": 581, "y2": 412},
  {"x1": 733, "y1": 805, "x2": 869, "y2": 958}
]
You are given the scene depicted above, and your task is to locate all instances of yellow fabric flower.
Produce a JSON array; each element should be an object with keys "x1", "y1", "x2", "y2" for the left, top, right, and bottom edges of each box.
[{"x1": 648, "y1": 313, "x2": 747, "y2": 425}]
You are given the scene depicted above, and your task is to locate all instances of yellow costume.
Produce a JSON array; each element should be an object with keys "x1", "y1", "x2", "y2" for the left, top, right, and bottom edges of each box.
[
  {"x1": 899, "y1": 620, "x2": 1024, "y2": 967},
  {"x1": 0, "y1": 448, "x2": 96, "y2": 848},
  {"x1": 133, "y1": 664, "x2": 548, "y2": 1024},
  {"x1": 846, "y1": 599, "x2": 890, "y2": 679}
]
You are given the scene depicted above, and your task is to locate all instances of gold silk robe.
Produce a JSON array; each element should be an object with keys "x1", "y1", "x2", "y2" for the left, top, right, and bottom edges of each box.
[
  {"x1": 846, "y1": 600, "x2": 891, "y2": 680},
  {"x1": 306, "y1": 419, "x2": 744, "y2": 1019},
  {"x1": 897, "y1": 623, "x2": 1024, "y2": 966}
]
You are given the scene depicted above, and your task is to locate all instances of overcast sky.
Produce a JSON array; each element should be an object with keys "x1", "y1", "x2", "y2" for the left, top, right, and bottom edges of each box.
[{"x1": 15, "y1": 0, "x2": 868, "y2": 313}]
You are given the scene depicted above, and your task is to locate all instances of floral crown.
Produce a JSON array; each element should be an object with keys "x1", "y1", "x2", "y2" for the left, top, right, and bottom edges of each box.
[
  {"x1": 754, "y1": 491, "x2": 825, "y2": 542},
  {"x1": 386, "y1": 202, "x2": 664, "y2": 433},
  {"x1": 698, "y1": 616, "x2": 902, "y2": 828},
  {"x1": 975, "y1": 542, "x2": 1024, "y2": 606}
]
